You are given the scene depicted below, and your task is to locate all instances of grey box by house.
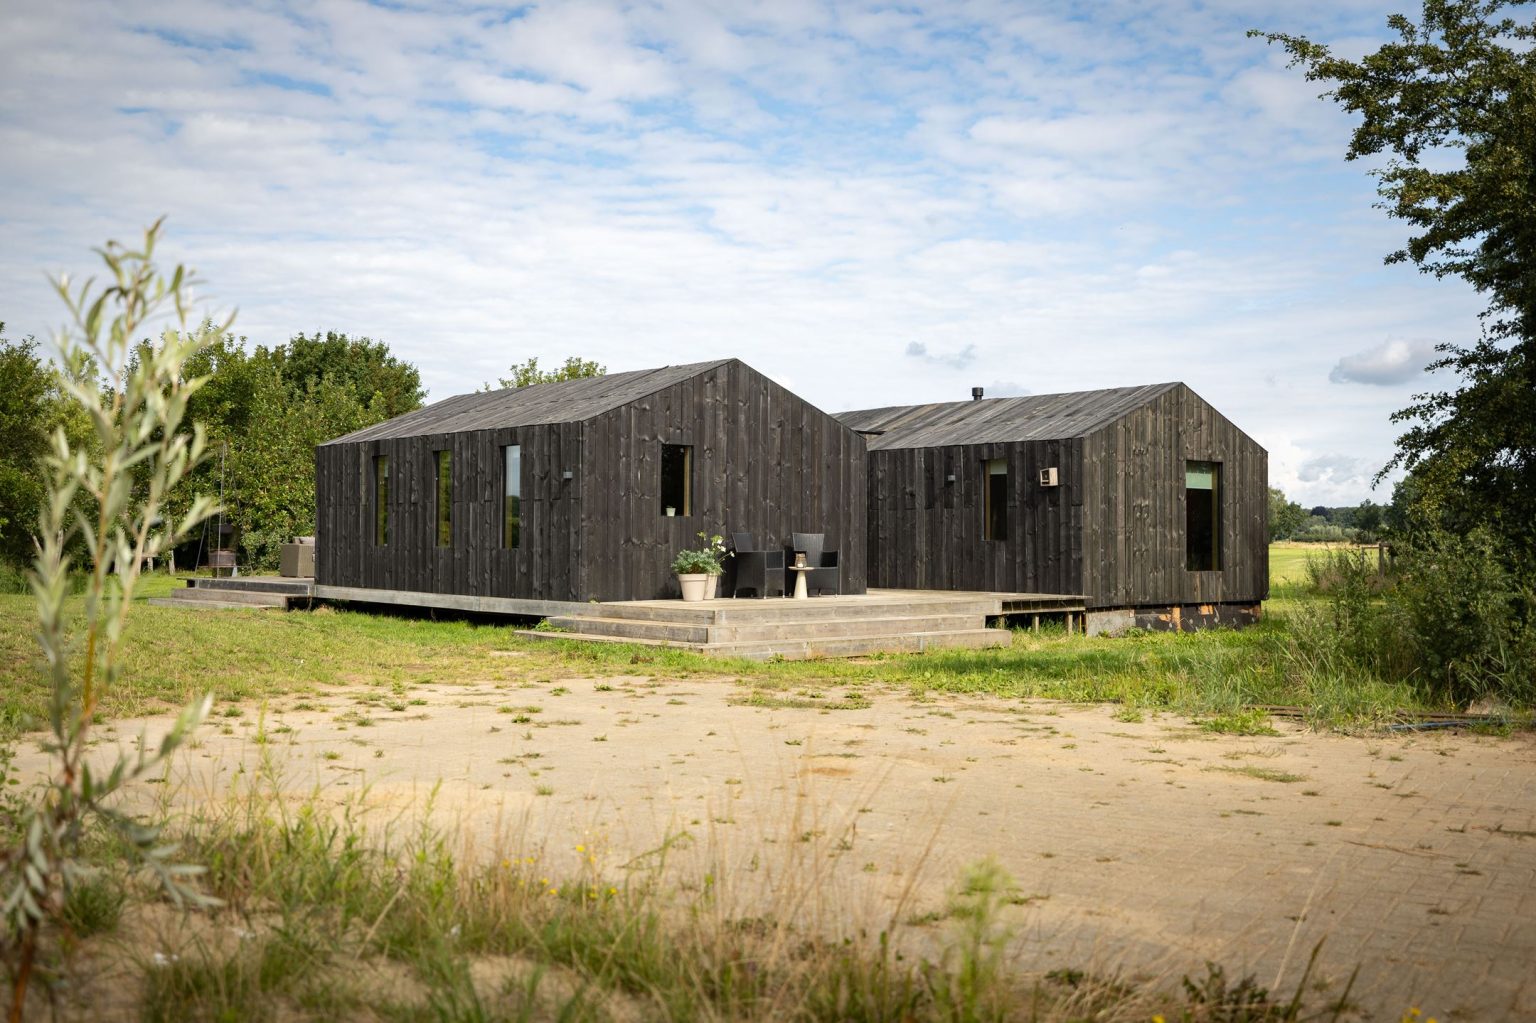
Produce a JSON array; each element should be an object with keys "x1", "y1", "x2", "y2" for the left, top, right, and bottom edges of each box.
[{"x1": 279, "y1": 537, "x2": 315, "y2": 578}]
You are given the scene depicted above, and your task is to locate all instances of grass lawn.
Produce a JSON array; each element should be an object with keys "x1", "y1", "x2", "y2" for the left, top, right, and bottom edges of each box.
[{"x1": 0, "y1": 542, "x2": 1453, "y2": 734}]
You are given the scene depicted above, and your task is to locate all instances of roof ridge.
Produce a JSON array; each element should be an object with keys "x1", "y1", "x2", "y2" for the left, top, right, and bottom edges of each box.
[
  {"x1": 836, "y1": 382, "x2": 1183, "y2": 449},
  {"x1": 321, "y1": 358, "x2": 738, "y2": 445}
]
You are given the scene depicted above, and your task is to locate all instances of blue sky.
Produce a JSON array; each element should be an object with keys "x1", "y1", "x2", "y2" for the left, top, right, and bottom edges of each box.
[{"x1": 0, "y1": 1, "x2": 1486, "y2": 506}]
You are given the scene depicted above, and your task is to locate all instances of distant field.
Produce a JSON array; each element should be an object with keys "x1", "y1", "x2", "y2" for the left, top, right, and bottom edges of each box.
[{"x1": 1269, "y1": 542, "x2": 1331, "y2": 587}]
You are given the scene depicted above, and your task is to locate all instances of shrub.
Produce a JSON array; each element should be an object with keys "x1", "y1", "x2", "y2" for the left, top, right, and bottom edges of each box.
[
  {"x1": 1289, "y1": 531, "x2": 1534, "y2": 709},
  {"x1": 1, "y1": 221, "x2": 223, "y2": 1013},
  {"x1": 1391, "y1": 530, "x2": 1535, "y2": 706}
]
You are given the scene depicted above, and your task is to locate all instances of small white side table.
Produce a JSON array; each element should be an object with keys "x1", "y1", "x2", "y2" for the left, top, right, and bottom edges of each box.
[{"x1": 788, "y1": 565, "x2": 812, "y2": 600}]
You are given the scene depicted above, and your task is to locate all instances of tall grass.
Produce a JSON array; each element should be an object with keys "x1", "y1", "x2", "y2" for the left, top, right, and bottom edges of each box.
[
  {"x1": 1288, "y1": 536, "x2": 1536, "y2": 711},
  {"x1": 22, "y1": 767, "x2": 1356, "y2": 1022}
]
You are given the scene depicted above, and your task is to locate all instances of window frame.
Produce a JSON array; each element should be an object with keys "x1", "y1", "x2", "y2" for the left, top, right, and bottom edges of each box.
[
  {"x1": 502, "y1": 443, "x2": 521, "y2": 550},
  {"x1": 434, "y1": 449, "x2": 452, "y2": 548},
  {"x1": 372, "y1": 454, "x2": 389, "y2": 546},
  {"x1": 1185, "y1": 459, "x2": 1222, "y2": 572},
  {"x1": 660, "y1": 443, "x2": 693, "y2": 517},
  {"x1": 983, "y1": 457, "x2": 1008, "y2": 541}
]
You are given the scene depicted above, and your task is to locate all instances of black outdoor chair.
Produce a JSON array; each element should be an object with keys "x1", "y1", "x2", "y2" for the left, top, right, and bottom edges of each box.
[
  {"x1": 729, "y1": 532, "x2": 786, "y2": 599},
  {"x1": 788, "y1": 532, "x2": 840, "y2": 596}
]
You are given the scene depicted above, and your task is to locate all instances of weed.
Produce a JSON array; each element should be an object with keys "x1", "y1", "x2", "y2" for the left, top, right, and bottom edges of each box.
[
  {"x1": 1206, "y1": 766, "x2": 1307, "y2": 784},
  {"x1": 1201, "y1": 708, "x2": 1280, "y2": 736},
  {"x1": 60, "y1": 872, "x2": 124, "y2": 938},
  {"x1": 924, "y1": 858, "x2": 1015, "y2": 1022}
]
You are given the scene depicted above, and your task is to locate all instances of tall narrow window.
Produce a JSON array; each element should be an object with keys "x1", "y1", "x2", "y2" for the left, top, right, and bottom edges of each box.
[
  {"x1": 434, "y1": 449, "x2": 452, "y2": 547},
  {"x1": 1186, "y1": 460, "x2": 1222, "y2": 571},
  {"x1": 983, "y1": 457, "x2": 1008, "y2": 540},
  {"x1": 372, "y1": 455, "x2": 389, "y2": 546},
  {"x1": 502, "y1": 444, "x2": 521, "y2": 549},
  {"x1": 661, "y1": 444, "x2": 692, "y2": 516}
]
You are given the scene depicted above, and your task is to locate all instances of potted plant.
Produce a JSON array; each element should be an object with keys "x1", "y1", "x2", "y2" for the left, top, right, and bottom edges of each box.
[{"x1": 671, "y1": 531, "x2": 728, "y2": 601}]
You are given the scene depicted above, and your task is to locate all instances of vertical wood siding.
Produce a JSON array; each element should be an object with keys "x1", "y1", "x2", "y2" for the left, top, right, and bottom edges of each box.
[
  {"x1": 316, "y1": 361, "x2": 866, "y2": 602},
  {"x1": 865, "y1": 438, "x2": 1083, "y2": 596},
  {"x1": 1082, "y1": 385, "x2": 1268, "y2": 608},
  {"x1": 583, "y1": 361, "x2": 866, "y2": 600},
  {"x1": 863, "y1": 384, "x2": 1267, "y2": 608}
]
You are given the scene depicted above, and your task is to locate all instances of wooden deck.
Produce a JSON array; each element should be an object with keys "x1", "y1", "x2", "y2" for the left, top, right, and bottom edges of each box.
[
  {"x1": 157, "y1": 579, "x2": 1087, "y2": 660},
  {"x1": 521, "y1": 588, "x2": 1086, "y2": 660}
]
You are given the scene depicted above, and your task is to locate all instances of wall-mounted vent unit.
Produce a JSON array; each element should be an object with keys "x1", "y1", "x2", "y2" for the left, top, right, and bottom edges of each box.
[{"x1": 1039, "y1": 467, "x2": 1059, "y2": 487}]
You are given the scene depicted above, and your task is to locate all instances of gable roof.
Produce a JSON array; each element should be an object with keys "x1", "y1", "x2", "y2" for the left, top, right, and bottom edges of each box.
[
  {"x1": 322, "y1": 359, "x2": 734, "y2": 445},
  {"x1": 837, "y1": 382, "x2": 1180, "y2": 449}
]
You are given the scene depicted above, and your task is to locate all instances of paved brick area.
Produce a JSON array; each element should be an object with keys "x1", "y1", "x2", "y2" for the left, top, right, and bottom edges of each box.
[{"x1": 42, "y1": 676, "x2": 1536, "y2": 1020}]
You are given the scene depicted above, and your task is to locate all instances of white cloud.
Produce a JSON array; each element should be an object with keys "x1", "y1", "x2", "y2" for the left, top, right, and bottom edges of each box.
[
  {"x1": 0, "y1": 0, "x2": 1486, "y2": 506},
  {"x1": 905, "y1": 341, "x2": 977, "y2": 370},
  {"x1": 1330, "y1": 337, "x2": 1441, "y2": 385}
]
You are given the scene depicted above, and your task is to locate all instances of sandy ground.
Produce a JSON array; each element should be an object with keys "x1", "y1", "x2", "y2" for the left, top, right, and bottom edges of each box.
[{"x1": 22, "y1": 665, "x2": 1536, "y2": 1021}]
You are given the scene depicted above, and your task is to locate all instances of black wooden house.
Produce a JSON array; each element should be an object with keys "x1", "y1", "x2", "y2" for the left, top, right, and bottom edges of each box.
[
  {"x1": 315, "y1": 359, "x2": 867, "y2": 605},
  {"x1": 837, "y1": 383, "x2": 1268, "y2": 631}
]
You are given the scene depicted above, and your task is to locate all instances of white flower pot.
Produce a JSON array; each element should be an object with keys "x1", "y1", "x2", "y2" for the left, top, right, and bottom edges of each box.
[
  {"x1": 704, "y1": 573, "x2": 720, "y2": 600},
  {"x1": 678, "y1": 573, "x2": 712, "y2": 601}
]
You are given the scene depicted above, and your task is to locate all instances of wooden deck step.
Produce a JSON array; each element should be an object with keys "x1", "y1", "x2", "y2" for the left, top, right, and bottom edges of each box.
[
  {"x1": 509, "y1": 626, "x2": 1009, "y2": 660},
  {"x1": 185, "y1": 577, "x2": 314, "y2": 596},
  {"x1": 148, "y1": 597, "x2": 280, "y2": 611},
  {"x1": 708, "y1": 628, "x2": 1010, "y2": 660},
  {"x1": 588, "y1": 597, "x2": 999, "y2": 624},
  {"x1": 546, "y1": 612, "x2": 988, "y2": 645}
]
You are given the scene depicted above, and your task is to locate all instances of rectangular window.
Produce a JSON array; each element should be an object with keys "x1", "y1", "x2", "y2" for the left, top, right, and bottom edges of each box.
[
  {"x1": 1186, "y1": 460, "x2": 1222, "y2": 571},
  {"x1": 661, "y1": 444, "x2": 692, "y2": 516},
  {"x1": 434, "y1": 449, "x2": 452, "y2": 547},
  {"x1": 502, "y1": 444, "x2": 521, "y2": 549},
  {"x1": 983, "y1": 457, "x2": 1008, "y2": 540},
  {"x1": 372, "y1": 455, "x2": 389, "y2": 546}
]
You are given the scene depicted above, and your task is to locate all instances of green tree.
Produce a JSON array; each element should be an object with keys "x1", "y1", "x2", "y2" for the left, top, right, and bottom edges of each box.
[
  {"x1": 488, "y1": 355, "x2": 605, "y2": 390},
  {"x1": 164, "y1": 331, "x2": 423, "y2": 570},
  {"x1": 1254, "y1": 1, "x2": 1536, "y2": 563},
  {"x1": 274, "y1": 331, "x2": 424, "y2": 417},
  {"x1": 1268, "y1": 486, "x2": 1308, "y2": 541},
  {"x1": 0, "y1": 326, "x2": 94, "y2": 570},
  {"x1": 0, "y1": 327, "x2": 53, "y2": 568},
  {"x1": 1353, "y1": 499, "x2": 1386, "y2": 536}
]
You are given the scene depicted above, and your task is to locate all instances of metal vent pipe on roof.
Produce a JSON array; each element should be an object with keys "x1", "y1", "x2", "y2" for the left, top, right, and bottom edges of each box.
[{"x1": 971, "y1": 386, "x2": 984, "y2": 401}]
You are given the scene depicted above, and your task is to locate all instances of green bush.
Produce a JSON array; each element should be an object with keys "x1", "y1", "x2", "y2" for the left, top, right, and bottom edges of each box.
[
  {"x1": 1292, "y1": 524, "x2": 1359, "y2": 544},
  {"x1": 1291, "y1": 532, "x2": 1534, "y2": 709},
  {"x1": 1391, "y1": 530, "x2": 1535, "y2": 706}
]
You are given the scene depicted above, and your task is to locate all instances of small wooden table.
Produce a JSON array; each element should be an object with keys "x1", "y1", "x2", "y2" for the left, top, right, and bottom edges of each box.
[{"x1": 787, "y1": 565, "x2": 812, "y2": 600}]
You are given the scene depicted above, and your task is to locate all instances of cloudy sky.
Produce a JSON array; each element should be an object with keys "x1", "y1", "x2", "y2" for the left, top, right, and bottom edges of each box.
[{"x1": 0, "y1": 1, "x2": 1484, "y2": 507}]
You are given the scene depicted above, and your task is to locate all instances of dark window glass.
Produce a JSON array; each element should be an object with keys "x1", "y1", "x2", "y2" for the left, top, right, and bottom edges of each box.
[
  {"x1": 984, "y1": 457, "x2": 1007, "y2": 540},
  {"x1": 435, "y1": 450, "x2": 452, "y2": 547},
  {"x1": 373, "y1": 455, "x2": 389, "y2": 546},
  {"x1": 1186, "y1": 460, "x2": 1222, "y2": 571},
  {"x1": 661, "y1": 444, "x2": 692, "y2": 516},
  {"x1": 502, "y1": 444, "x2": 521, "y2": 549}
]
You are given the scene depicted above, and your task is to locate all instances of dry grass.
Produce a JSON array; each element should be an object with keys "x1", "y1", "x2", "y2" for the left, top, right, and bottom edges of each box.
[{"x1": 9, "y1": 761, "x2": 1358, "y2": 1022}]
